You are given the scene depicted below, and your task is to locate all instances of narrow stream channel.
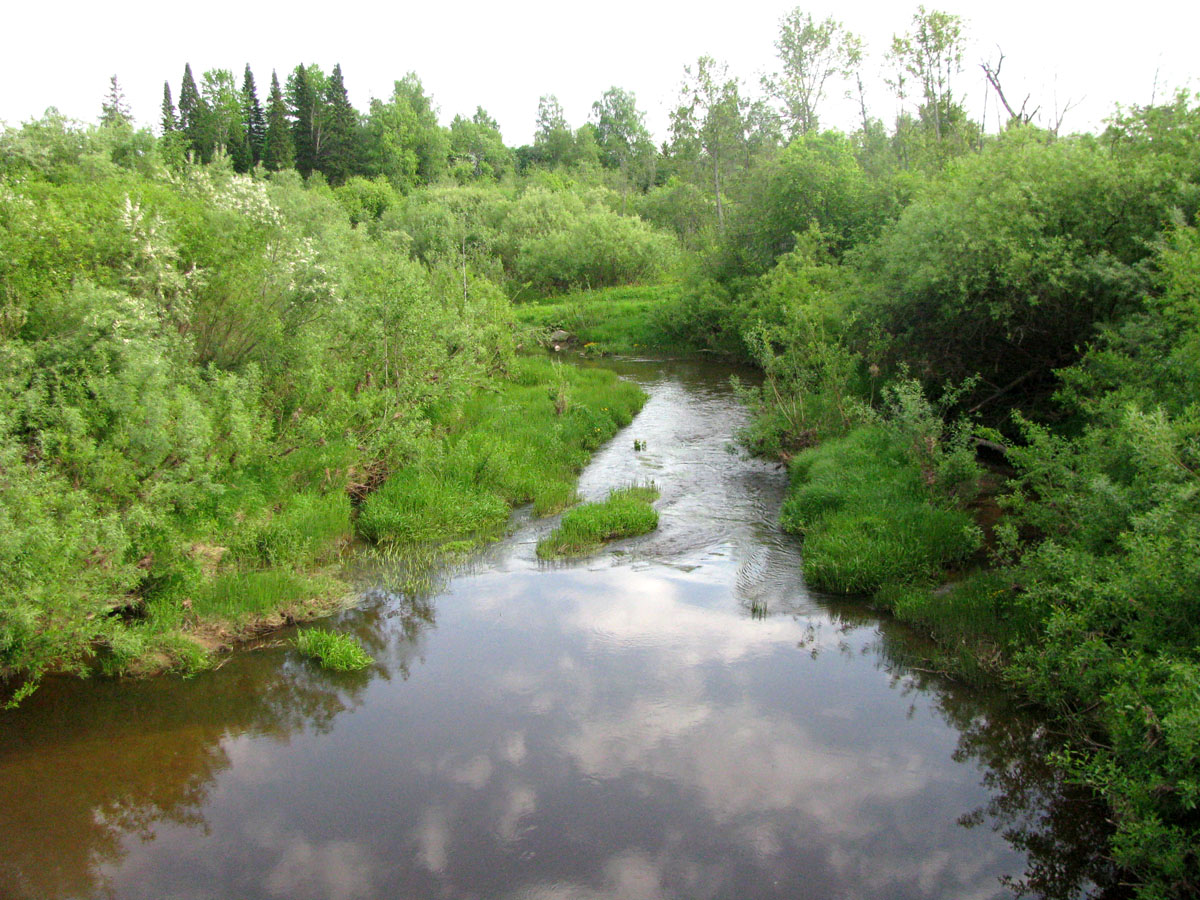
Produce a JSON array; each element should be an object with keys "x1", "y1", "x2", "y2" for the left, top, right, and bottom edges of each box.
[{"x1": 0, "y1": 358, "x2": 1112, "y2": 900}]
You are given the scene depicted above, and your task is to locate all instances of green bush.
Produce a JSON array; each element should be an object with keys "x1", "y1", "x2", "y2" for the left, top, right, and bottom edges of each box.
[{"x1": 516, "y1": 210, "x2": 678, "y2": 293}]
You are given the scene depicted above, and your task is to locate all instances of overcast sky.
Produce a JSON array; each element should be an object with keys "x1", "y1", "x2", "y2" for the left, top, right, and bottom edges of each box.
[{"x1": 3, "y1": 1, "x2": 1195, "y2": 145}]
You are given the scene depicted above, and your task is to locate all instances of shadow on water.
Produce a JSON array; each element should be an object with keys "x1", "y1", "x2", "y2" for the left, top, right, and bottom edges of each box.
[{"x1": 0, "y1": 356, "x2": 1122, "y2": 900}]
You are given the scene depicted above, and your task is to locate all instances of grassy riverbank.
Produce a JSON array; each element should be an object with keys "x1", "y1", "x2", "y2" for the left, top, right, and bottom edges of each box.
[
  {"x1": 2, "y1": 355, "x2": 645, "y2": 703},
  {"x1": 774, "y1": 400, "x2": 1200, "y2": 897},
  {"x1": 514, "y1": 283, "x2": 693, "y2": 356}
]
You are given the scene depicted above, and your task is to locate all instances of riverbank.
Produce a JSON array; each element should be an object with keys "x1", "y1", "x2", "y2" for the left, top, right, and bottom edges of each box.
[
  {"x1": 1, "y1": 355, "x2": 645, "y2": 705},
  {"x1": 513, "y1": 282, "x2": 698, "y2": 357},
  {"x1": 774, "y1": 409, "x2": 1199, "y2": 897}
]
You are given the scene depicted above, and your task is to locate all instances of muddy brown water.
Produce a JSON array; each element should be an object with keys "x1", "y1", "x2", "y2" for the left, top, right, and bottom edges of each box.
[{"x1": 0, "y1": 358, "x2": 1114, "y2": 900}]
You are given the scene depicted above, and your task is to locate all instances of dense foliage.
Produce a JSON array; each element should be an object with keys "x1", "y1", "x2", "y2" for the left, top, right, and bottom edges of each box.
[{"x1": 0, "y1": 117, "x2": 652, "y2": 704}]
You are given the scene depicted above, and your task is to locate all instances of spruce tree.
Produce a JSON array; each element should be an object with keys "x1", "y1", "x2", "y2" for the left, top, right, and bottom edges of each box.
[
  {"x1": 160, "y1": 81, "x2": 178, "y2": 133},
  {"x1": 229, "y1": 115, "x2": 252, "y2": 172},
  {"x1": 321, "y1": 63, "x2": 359, "y2": 185},
  {"x1": 287, "y1": 64, "x2": 320, "y2": 178},
  {"x1": 241, "y1": 64, "x2": 266, "y2": 166},
  {"x1": 262, "y1": 71, "x2": 294, "y2": 171},
  {"x1": 178, "y1": 63, "x2": 211, "y2": 161},
  {"x1": 100, "y1": 75, "x2": 132, "y2": 128}
]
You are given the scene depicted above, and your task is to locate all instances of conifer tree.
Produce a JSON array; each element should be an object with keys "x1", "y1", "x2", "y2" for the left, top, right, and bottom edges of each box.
[
  {"x1": 100, "y1": 75, "x2": 132, "y2": 128},
  {"x1": 178, "y1": 64, "x2": 200, "y2": 132},
  {"x1": 160, "y1": 81, "x2": 178, "y2": 133},
  {"x1": 287, "y1": 64, "x2": 322, "y2": 178},
  {"x1": 241, "y1": 64, "x2": 266, "y2": 165},
  {"x1": 229, "y1": 117, "x2": 253, "y2": 172},
  {"x1": 262, "y1": 71, "x2": 294, "y2": 171},
  {"x1": 321, "y1": 63, "x2": 359, "y2": 185},
  {"x1": 178, "y1": 63, "x2": 211, "y2": 161}
]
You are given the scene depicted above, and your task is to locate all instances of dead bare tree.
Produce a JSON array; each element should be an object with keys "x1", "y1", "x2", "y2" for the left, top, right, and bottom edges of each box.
[
  {"x1": 1050, "y1": 78, "x2": 1082, "y2": 136},
  {"x1": 980, "y1": 50, "x2": 1039, "y2": 126}
]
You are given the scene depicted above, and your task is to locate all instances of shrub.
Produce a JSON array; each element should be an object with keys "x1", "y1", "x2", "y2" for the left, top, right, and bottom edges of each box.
[{"x1": 516, "y1": 210, "x2": 677, "y2": 293}]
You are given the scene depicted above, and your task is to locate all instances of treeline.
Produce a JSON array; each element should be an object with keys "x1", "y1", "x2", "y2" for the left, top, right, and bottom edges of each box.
[
  {"x1": 96, "y1": 5, "x2": 1030, "y2": 229},
  {"x1": 145, "y1": 62, "x2": 660, "y2": 191}
]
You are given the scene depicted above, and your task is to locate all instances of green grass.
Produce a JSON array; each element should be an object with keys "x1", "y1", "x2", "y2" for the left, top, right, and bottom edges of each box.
[
  {"x1": 782, "y1": 426, "x2": 981, "y2": 594},
  {"x1": 244, "y1": 490, "x2": 353, "y2": 567},
  {"x1": 537, "y1": 485, "x2": 660, "y2": 558},
  {"x1": 872, "y1": 573, "x2": 1037, "y2": 681},
  {"x1": 513, "y1": 282, "x2": 690, "y2": 356},
  {"x1": 293, "y1": 627, "x2": 374, "y2": 671},
  {"x1": 189, "y1": 570, "x2": 337, "y2": 622},
  {"x1": 359, "y1": 356, "x2": 646, "y2": 545}
]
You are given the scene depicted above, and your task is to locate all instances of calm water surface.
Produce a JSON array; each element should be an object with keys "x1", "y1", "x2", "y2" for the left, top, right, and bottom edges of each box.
[{"x1": 0, "y1": 359, "x2": 1111, "y2": 900}]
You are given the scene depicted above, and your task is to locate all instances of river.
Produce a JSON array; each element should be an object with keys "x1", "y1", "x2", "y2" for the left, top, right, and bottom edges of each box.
[{"x1": 0, "y1": 358, "x2": 1114, "y2": 900}]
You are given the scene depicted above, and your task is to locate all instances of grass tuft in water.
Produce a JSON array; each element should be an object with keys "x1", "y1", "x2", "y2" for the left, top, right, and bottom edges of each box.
[
  {"x1": 537, "y1": 484, "x2": 660, "y2": 559},
  {"x1": 294, "y1": 627, "x2": 374, "y2": 671}
]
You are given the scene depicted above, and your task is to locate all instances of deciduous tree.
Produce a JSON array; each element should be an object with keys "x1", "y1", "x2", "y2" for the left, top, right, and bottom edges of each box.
[
  {"x1": 533, "y1": 94, "x2": 574, "y2": 168},
  {"x1": 591, "y1": 87, "x2": 655, "y2": 205},
  {"x1": 673, "y1": 57, "x2": 748, "y2": 232},
  {"x1": 766, "y1": 9, "x2": 858, "y2": 138}
]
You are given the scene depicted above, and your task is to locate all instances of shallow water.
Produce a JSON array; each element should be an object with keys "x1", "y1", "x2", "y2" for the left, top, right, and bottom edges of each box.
[{"x1": 0, "y1": 358, "x2": 1111, "y2": 900}]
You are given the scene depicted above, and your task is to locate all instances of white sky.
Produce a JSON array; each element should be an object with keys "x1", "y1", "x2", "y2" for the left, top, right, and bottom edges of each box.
[{"x1": 3, "y1": 1, "x2": 1196, "y2": 144}]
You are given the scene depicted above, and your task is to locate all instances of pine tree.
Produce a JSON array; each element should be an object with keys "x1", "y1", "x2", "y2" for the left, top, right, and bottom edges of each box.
[
  {"x1": 160, "y1": 81, "x2": 178, "y2": 133},
  {"x1": 100, "y1": 75, "x2": 132, "y2": 128},
  {"x1": 241, "y1": 64, "x2": 266, "y2": 166},
  {"x1": 321, "y1": 63, "x2": 359, "y2": 185},
  {"x1": 287, "y1": 65, "x2": 321, "y2": 178},
  {"x1": 262, "y1": 71, "x2": 294, "y2": 171}
]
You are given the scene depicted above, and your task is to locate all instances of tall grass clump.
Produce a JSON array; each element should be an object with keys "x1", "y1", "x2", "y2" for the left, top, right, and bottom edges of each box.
[
  {"x1": 873, "y1": 573, "x2": 1039, "y2": 681},
  {"x1": 537, "y1": 484, "x2": 660, "y2": 558},
  {"x1": 293, "y1": 627, "x2": 374, "y2": 671},
  {"x1": 189, "y1": 570, "x2": 337, "y2": 623}
]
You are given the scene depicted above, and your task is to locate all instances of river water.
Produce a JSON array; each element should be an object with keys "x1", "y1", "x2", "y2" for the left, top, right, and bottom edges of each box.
[{"x1": 0, "y1": 358, "x2": 1113, "y2": 900}]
